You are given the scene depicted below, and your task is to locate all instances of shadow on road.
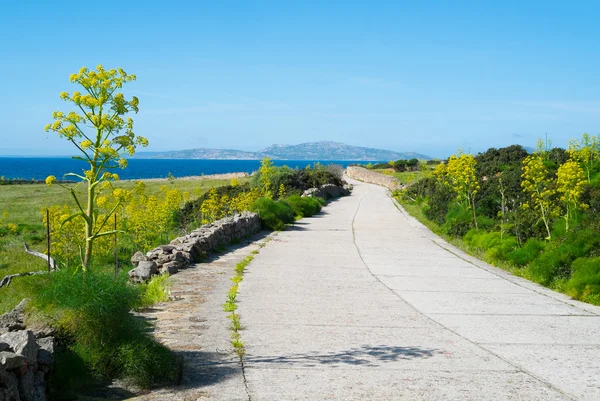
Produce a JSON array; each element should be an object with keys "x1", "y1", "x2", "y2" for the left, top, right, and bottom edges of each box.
[
  {"x1": 244, "y1": 345, "x2": 439, "y2": 367},
  {"x1": 177, "y1": 350, "x2": 241, "y2": 388}
]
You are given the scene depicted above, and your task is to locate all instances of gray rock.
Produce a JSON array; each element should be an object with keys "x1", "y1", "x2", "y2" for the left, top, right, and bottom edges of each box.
[
  {"x1": 0, "y1": 369, "x2": 19, "y2": 401},
  {"x1": 128, "y1": 261, "x2": 158, "y2": 283},
  {"x1": 158, "y1": 245, "x2": 176, "y2": 253},
  {"x1": 159, "y1": 261, "x2": 182, "y2": 276},
  {"x1": 0, "y1": 342, "x2": 8, "y2": 352},
  {"x1": 130, "y1": 251, "x2": 149, "y2": 266},
  {"x1": 302, "y1": 184, "x2": 350, "y2": 199},
  {"x1": 0, "y1": 351, "x2": 27, "y2": 369},
  {"x1": 36, "y1": 337, "x2": 54, "y2": 366},
  {"x1": 157, "y1": 251, "x2": 186, "y2": 265},
  {"x1": 33, "y1": 370, "x2": 46, "y2": 401},
  {"x1": 0, "y1": 299, "x2": 28, "y2": 332},
  {"x1": 17, "y1": 368, "x2": 34, "y2": 401},
  {"x1": 0, "y1": 331, "x2": 38, "y2": 364}
]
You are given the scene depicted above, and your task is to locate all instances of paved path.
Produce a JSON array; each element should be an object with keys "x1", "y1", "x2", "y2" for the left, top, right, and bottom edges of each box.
[{"x1": 238, "y1": 178, "x2": 600, "y2": 400}]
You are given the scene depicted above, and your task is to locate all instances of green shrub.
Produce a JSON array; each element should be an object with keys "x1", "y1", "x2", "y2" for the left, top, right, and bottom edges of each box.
[
  {"x1": 250, "y1": 164, "x2": 343, "y2": 195},
  {"x1": 442, "y1": 204, "x2": 474, "y2": 237},
  {"x1": 31, "y1": 269, "x2": 176, "y2": 389},
  {"x1": 139, "y1": 274, "x2": 171, "y2": 308},
  {"x1": 423, "y1": 183, "x2": 454, "y2": 225},
  {"x1": 507, "y1": 238, "x2": 546, "y2": 267},
  {"x1": 463, "y1": 230, "x2": 518, "y2": 262},
  {"x1": 526, "y1": 248, "x2": 570, "y2": 285},
  {"x1": 285, "y1": 195, "x2": 323, "y2": 218},
  {"x1": 525, "y1": 228, "x2": 600, "y2": 285},
  {"x1": 564, "y1": 257, "x2": 600, "y2": 305},
  {"x1": 117, "y1": 336, "x2": 177, "y2": 388},
  {"x1": 250, "y1": 197, "x2": 295, "y2": 230}
]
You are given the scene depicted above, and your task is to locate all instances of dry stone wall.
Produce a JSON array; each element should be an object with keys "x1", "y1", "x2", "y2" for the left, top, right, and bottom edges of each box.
[
  {"x1": 129, "y1": 211, "x2": 262, "y2": 282},
  {"x1": 346, "y1": 166, "x2": 402, "y2": 191},
  {"x1": 0, "y1": 300, "x2": 54, "y2": 401}
]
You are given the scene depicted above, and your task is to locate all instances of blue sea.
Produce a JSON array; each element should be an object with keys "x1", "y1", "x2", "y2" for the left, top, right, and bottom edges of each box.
[{"x1": 0, "y1": 157, "x2": 377, "y2": 181}]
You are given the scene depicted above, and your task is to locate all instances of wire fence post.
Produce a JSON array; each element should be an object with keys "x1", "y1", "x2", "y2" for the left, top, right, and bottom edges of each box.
[
  {"x1": 114, "y1": 214, "x2": 118, "y2": 277},
  {"x1": 46, "y1": 208, "x2": 51, "y2": 272}
]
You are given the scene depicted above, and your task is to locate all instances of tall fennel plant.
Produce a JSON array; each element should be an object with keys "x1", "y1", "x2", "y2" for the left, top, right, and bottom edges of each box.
[{"x1": 45, "y1": 65, "x2": 148, "y2": 269}]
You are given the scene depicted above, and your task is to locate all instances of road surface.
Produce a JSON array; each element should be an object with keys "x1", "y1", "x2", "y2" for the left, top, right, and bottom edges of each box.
[{"x1": 237, "y1": 177, "x2": 600, "y2": 400}]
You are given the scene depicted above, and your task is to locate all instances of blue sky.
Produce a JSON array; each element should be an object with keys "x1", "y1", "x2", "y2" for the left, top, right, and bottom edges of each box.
[{"x1": 1, "y1": 1, "x2": 599, "y2": 158}]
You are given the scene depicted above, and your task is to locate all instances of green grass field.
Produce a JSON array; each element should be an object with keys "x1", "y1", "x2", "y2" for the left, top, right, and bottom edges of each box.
[{"x1": 0, "y1": 177, "x2": 244, "y2": 227}]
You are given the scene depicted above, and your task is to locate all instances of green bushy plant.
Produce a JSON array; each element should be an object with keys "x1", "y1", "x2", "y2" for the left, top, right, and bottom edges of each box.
[
  {"x1": 250, "y1": 164, "x2": 343, "y2": 196},
  {"x1": 442, "y1": 204, "x2": 474, "y2": 236},
  {"x1": 139, "y1": 273, "x2": 171, "y2": 308},
  {"x1": 250, "y1": 197, "x2": 295, "y2": 230},
  {"x1": 463, "y1": 230, "x2": 518, "y2": 262},
  {"x1": 564, "y1": 257, "x2": 600, "y2": 305},
  {"x1": 423, "y1": 183, "x2": 454, "y2": 225},
  {"x1": 506, "y1": 238, "x2": 546, "y2": 266},
  {"x1": 286, "y1": 195, "x2": 323, "y2": 218},
  {"x1": 526, "y1": 228, "x2": 600, "y2": 285},
  {"x1": 31, "y1": 269, "x2": 176, "y2": 389}
]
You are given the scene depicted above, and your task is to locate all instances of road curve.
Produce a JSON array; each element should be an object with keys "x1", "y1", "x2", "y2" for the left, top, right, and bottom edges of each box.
[{"x1": 238, "y1": 178, "x2": 600, "y2": 401}]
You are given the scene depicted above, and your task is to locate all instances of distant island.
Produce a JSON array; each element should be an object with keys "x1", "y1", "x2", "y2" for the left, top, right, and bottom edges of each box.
[{"x1": 134, "y1": 141, "x2": 431, "y2": 161}]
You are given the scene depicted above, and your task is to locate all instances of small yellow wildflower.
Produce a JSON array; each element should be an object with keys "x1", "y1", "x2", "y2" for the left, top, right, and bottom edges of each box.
[{"x1": 45, "y1": 175, "x2": 57, "y2": 186}]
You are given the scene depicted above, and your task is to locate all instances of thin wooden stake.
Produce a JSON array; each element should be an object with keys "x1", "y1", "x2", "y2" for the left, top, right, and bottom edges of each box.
[
  {"x1": 114, "y1": 214, "x2": 118, "y2": 277},
  {"x1": 46, "y1": 208, "x2": 51, "y2": 272}
]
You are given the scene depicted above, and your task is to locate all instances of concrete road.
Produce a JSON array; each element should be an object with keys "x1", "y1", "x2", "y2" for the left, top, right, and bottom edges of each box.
[{"x1": 238, "y1": 178, "x2": 600, "y2": 400}]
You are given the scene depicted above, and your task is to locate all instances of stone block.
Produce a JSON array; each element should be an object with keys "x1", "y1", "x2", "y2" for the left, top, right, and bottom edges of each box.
[
  {"x1": 130, "y1": 251, "x2": 149, "y2": 266},
  {"x1": 128, "y1": 261, "x2": 158, "y2": 283},
  {"x1": 0, "y1": 351, "x2": 27, "y2": 369},
  {"x1": 0, "y1": 331, "x2": 38, "y2": 364},
  {"x1": 36, "y1": 337, "x2": 54, "y2": 366},
  {"x1": 160, "y1": 261, "x2": 182, "y2": 275}
]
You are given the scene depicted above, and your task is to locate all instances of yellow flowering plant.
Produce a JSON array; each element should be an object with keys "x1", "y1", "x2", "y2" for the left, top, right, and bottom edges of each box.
[
  {"x1": 556, "y1": 160, "x2": 588, "y2": 231},
  {"x1": 44, "y1": 65, "x2": 148, "y2": 270},
  {"x1": 521, "y1": 154, "x2": 558, "y2": 239},
  {"x1": 567, "y1": 133, "x2": 599, "y2": 183},
  {"x1": 124, "y1": 185, "x2": 183, "y2": 250},
  {"x1": 438, "y1": 150, "x2": 480, "y2": 228}
]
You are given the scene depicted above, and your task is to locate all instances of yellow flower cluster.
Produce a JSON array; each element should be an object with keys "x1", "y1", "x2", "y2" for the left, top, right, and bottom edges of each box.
[
  {"x1": 437, "y1": 151, "x2": 479, "y2": 210},
  {"x1": 45, "y1": 175, "x2": 57, "y2": 186},
  {"x1": 556, "y1": 160, "x2": 588, "y2": 231},
  {"x1": 199, "y1": 188, "x2": 261, "y2": 225},
  {"x1": 521, "y1": 154, "x2": 558, "y2": 238},
  {"x1": 124, "y1": 185, "x2": 184, "y2": 250}
]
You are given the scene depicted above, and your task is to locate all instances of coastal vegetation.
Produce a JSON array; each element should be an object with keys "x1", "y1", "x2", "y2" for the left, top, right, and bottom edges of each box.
[
  {"x1": 361, "y1": 158, "x2": 440, "y2": 185},
  {"x1": 396, "y1": 134, "x2": 600, "y2": 305}
]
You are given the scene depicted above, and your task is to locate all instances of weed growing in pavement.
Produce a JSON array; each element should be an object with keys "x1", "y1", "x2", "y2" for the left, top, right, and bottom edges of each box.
[{"x1": 222, "y1": 247, "x2": 266, "y2": 359}]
